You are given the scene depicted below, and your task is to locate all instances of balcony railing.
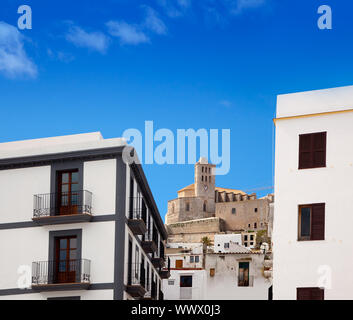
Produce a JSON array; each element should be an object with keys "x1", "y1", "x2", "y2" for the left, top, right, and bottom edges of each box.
[
  {"x1": 126, "y1": 263, "x2": 147, "y2": 297},
  {"x1": 237, "y1": 275, "x2": 254, "y2": 287},
  {"x1": 142, "y1": 231, "x2": 158, "y2": 253},
  {"x1": 33, "y1": 190, "x2": 92, "y2": 219},
  {"x1": 128, "y1": 196, "x2": 147, "y2": 235},
  {"x1": 32, "y1": 259, "x2": 91, "y2": 287},
  {"x1": 129, "y1": 196, "x2": 147, "y2": 221}
]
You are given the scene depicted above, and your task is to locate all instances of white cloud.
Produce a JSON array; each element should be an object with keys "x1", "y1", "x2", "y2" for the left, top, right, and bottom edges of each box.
[
  {"x1": 156, "y1": 0, "x2": 186, "y2": 18},
  {"x1": 143, "y1": 6, "x2": 167, "y2": 35},
  {"x1": 106, "y1": 21, "x2": 150, "y2": 45},
  {"x1": 47, "y1": 48, "x2": 75, "y2": 63},
  {"x1": 0, "y1": 21, "x2": 37, "y2": 79},
  {"x1": 65, "y1": 25, "x2": 110, "y2": 53}
]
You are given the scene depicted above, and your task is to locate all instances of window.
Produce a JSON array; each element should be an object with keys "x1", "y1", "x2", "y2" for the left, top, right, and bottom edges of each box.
[
  {"x1": 190, "y1": 256, "x2": 194, "y2": 263},
  {"x1": 299, "y1": 132, "x2": 326, "y2": 169},
  {"x1": 250, "y1": 242, "x2": 254, "y2": 246},
  {"x1": 175, "y1": 260, "x2": 183, "y2": 268},
  {"x1": 297, "y1": 288, "x2": 324, "y2": 300},
  {"x1": 168, "y1": 279, "x2": 175, "y2": 285},
  {"x1": 244, "y1": 242, "x2": 248, "y2": 247},
  {"x1": 254, "y1": 222, "x2": 257, "y2": 228},
  {"x1": 57, "y1": 170, "x2": 79, "y2": 215},
  {"x1": 232, "y1": 208, "x2": 236, "y2": 214},
  {"x1": 201, "y1": 176, "x2": 204, "y2": 181},
  {"x1": 238, "y1": 262, "x2": 250, "y2": 287},
  {"x1": 180, "y1": 275, "x2": 192, "y2": 287},
  {"x1": 195, "y1": 256, "x2": 199, "y2": 263},
  {"x1": 186, "y1": 202, "x2": 190, "y2": 211},
  {"x1": 205, "y1": 176, "x2": 207, "y2": 182},
  {"x1": 203, "y1": 201, "x2": 207, "y2": 212},
  {"x1": 248, "y1": 224, "x2": 251, "y2": 228},
  {"x1": 254, "y1": 208, "x2": 258, "y2": 213},
  {"x1": 210, "y1": 268, "x2": 215, "y2": 277},
  {"x1": 250, "y1": 235, "x2": 254, "y2": 241},
  {"x1": 244, "y1": 235, "x2": 248, "y2": 241},
  {"x1": 224, "y1": 243, "x2": 229, "y2": 249},
  {"x1": 298, "y1": 203, "x2": 325, "y2": 241}
]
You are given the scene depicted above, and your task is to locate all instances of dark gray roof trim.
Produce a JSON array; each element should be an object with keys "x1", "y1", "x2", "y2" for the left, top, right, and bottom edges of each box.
[{"x1": 130, "y1": 162, "x2": 167, "y2": 240}]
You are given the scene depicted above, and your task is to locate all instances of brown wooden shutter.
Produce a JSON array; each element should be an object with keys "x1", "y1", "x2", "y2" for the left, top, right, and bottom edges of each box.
[
  {"x1": 299, "y1": 132, "x2": 327, "y2": 169},
  {"x1": 299, "y1": 134, "x2": 312, "y2": 169},
  {"x1": 297, "y1": 287, "x2": 324, "y2": 300},
  {"x1": 297, "y1": 288, "x2": 312, "y2": 300},
  {"x1": 313, "y1": 132, "x2": 326, "y2": 168},
  {"x1": 311, "y1": 203, "x2": 325, "y2": 240}
]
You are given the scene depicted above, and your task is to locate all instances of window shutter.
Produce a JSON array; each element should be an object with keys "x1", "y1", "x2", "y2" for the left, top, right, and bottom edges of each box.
[
  {"x1": 297, "y1": 288, "x2": 324, "y2": 300},
  {"x1": 297, "y1": 288, "x2": 312, "y2": 300},
  {"x1": 311, "y1": 288, "x2": 325, "y2": 300},
  {"x1": 313, "y1": 132, "x2": 326, "y2": 168},
  {"x1": 311, "y1": 203, "x2": 325, "y2": 240},
  {"x1": 299, "y1": 134, "x2": 312, "y2": 169}
]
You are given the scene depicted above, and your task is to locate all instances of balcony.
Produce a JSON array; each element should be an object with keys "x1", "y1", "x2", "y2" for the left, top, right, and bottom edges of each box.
[
  {"x1": 33, "y1": 190, "x2": 93, "y2": 225},
  {"x1": 141, "y1": 232, "x2": 158, "y2": 254},
  {"x1": 126, "y1": 263, "x2": 146, "y2": 298},
  {"x1": 151, "y1": 257, "x2": 164, "y2": 269},
  {"x1": 159, "y1": 257, "x2": 171, "y2": 279},
  {"x1": 31, "y1": 259, "x2": 91, "y2": 291},
  {"x1": 127, "y1": 196, "x2": 147, "y2": 235}
]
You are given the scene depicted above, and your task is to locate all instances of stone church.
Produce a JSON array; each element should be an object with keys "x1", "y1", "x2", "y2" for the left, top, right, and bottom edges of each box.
[{"x1": 165, "y1": 158, "x2": 274, "y2": 243}]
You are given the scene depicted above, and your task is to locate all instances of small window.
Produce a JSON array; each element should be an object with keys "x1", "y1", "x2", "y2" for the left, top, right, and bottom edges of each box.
[
  {"x1": 168, "y1": 279, "x2": 175, "y2": 285},
  {"x1": 203, "y1": 201, "x2": 207, "y2": 212},
  {"x1": 299, "y1": 132, "x2": 327, "y2": 169},
  {"x1": 195, "y1": 256, "x2": 199, "y2": 263},
  {"x1": 254, "y1": 208, "x2": 258, "y2": 213},
  {"x1": 186, "y1": 203, "x2": 190, "y2": 211},
  {"x1": 244, "y1": 235, "x2": 248, "y2": 241},
  {"x1": 224, "y1": 243, "x2": 229, "y2": 249},
  {"x1": 205, "y1": 176, "x2": 207, "y2": 182},
  {"x1": 250, "y1": 242, "x2": 254, "y2": 246},
  {"x1": 250, "y1": 235, "x2": 254, "y2": 241},
  {"x1": 180, "y1": 275, "x2": 192, "y2": 287},
  {"x1": 248, "y1": 224, "x2": 251, "y2": 228},
  {"x1": 210, "y1": 268, "x2": 215, "y2": 277},
  {"x1": 244, "y1": 242, "x2": 248, "y2": 247},
  {"x1": 254, "y1": 222, "x2": 257, "y2": 228},
  {"x1": 190, "y1": 256, "x2": 194, "y2": 263},
  {"x1": 298, "y1": 203, "x2": 325, "y2": 241},
  {"x1": 202, "y1": 167, "x2": 204, "y2": 173},
  {"x1": 232, "y1": 208, "x2": 236, "y2": 214}
]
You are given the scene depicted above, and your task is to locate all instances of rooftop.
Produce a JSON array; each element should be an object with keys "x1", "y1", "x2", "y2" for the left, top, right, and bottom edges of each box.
[
  {"x1": 0, "y1": 132, "x2": 127, "y2": 160},
  {"x1": 276, "y1": 85, "x2": 353, "y2": 119}
]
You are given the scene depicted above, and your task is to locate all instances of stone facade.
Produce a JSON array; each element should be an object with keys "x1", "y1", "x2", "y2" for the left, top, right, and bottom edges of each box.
[{"x1": 165, "y1": 158, "x2": 274, "y2": 244}]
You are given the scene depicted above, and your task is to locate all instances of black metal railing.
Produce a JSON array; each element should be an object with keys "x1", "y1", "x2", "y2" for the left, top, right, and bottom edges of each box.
[
  {"x1": 32, "y1": 259, "x2": 91, "y2": 285},
  {"x1": 129, "y1": 195, "x2": 147, "y2": 222},
  {"x1": 128, "y1": 262, "x2": 146, "y2": 287},
  {"x1": 160, "y1": 242, "x2": 165, "y2": 260},
  {"x1": 33, "y1": 190, "x2": 92, "y2": 218}
]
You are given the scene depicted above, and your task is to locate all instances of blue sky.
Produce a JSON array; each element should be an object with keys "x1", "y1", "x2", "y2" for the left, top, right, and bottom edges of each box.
[{"x1": 0, "y1": 0, "x2": 352, "y2": 219}]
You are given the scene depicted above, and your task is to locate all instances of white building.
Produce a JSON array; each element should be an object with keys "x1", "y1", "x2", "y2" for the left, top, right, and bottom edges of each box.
[
  {"x1": 163, "y1": 241, "x2": 272, "y2": 300},
  {"x1": 273, "y1": 85, "x2": 353, "y2": 300},
  {"x1": 0, "y1": 132, "x2": 169, "y2": 300},
  {"x1": 213, "y1": 234, "x2": 242, "y2": 253}
]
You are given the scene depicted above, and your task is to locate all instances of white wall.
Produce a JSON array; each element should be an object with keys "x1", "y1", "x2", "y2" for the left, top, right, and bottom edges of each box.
[
  {"x1": 84, "y1": 159, "x2": 116, "y2": 215},
  {"x1": 0, "y1": 166, "x2": 51, "y2": 223},
  {"x1": 205, "y1": 254, "x2": 270, "y2": 300},
  {"x1": 214, "y1": 234, "x2": 242, "y2": 253},
  {"x1": 0, "y1": 221, "x2": 115, "y2": 291},
  {"x1": 274, "y1": 89, "x2": 353, "y2": 299},
  {"x1": 163, "y1": 269, "x2": 206, "y2": 300}
]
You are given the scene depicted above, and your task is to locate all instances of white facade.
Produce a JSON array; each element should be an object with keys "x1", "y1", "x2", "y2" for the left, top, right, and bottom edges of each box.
[
  {"x1": 273, "y1": 85, "x2": 353, "y2": 300},
  {"x1": 0, "y1": 133, "x2": 167, "y2": 300},
  {"x1": 163, "y1": 242, "x2": 271, "y2": 300},
  {"x1": 214, "y1": 234, "x2": 242, "y2": 253}
]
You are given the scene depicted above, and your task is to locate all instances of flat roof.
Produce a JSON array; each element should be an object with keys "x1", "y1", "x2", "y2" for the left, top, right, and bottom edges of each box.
[
  {"x1": 276, "y1": 85, "x2": 353, "y2": 119},
  {"x1": 0, "y1": 132, "x2": 126, "y2": 160}
]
